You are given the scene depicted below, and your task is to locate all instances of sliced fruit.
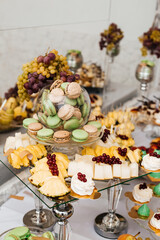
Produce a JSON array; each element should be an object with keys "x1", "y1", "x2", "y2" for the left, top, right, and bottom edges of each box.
[
  {"x1": 39, "y1": 176, "x2": 70, "y2": 197},
  {"x1": 127, "y1": 150, "x2": 136, "y2": 163},
  {"x1": 29, "y1": 170, "x2": 52, "y2": 186},
  {"x1": 30, "y1": 162, "x2": 49, "y2": 174},
  {"x1": 37, "y1": 144, "x2": 47, "y2": 157},
  {"x1": 52, "y1": 152, "x2": 69, "y2": 169},
  {"x1": 133, "y1": 149, "x2": 142, "y2": 163},
  {"x1": 56, "y1": 161, "x2": 68, "y2": 178}
]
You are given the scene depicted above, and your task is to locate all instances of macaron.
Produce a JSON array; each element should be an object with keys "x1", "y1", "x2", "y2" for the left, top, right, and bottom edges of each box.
[
  {"x1": 88, "y1": 113, "x2": 96, "y2": 121},
  {"x1": 50, "y1": 79, "x2": 63, "y2": 90},
  {"x1": 37, "y1": 128, "x2": 54, "y2": 139},
  {"x1": 42, "y1": 89, "x2": 50, "y2": 102},
  {"x1": 58, "y1": 104, "x2": 74, "y2": 121},
  {"x1": 43, "y1": 99, "x2": 56, "y2": 116},
  {"x1": 64, "y1": 118, "x2": 80, "y2": 131},
  {"x1": 65, "y1": 82, "x2": 81, "y2": 99},
  {"x1": 47, "y1": 115, "x2": 61, "y2": 129},
  {"x1": 28, "y1": 122, "x2": 43, "y2": 135},
  {"x1": 87, "y1": 121, "x2": 102, "y2": 131},
  {"x1": 38, "y1": 112, "x2": 47, "y2": 125},
  {"x1": 77, "y1": 93, "x2": 85, "y2": 106},
  {"x1": 72, "y1": 129, "x2": 88, "y2": 142},
  {"x1": 42, "y1": 231, "x2": 55, "y2": 240},
  {"x1": 65, "y1": 97, "x2": 77, "y2": 106},
  {"x1": 83, "y1": 124, "x2": 98, "y2": 137},
  {"x1": 73, "y1": 108, "x2": 82, "y2": 120},
  {"x1": 4, "y1": 234, "x2": 21, "y2": 240},
  {"x1": 6, "y1": 227, "x2": 30, "y2": 239},
  {"x1": 53, "y1": 130, "x2": 70, "y2": 143},
  {"x1": 49, "y1": 88, "x2": 64, "y2": 104},
  {"x1": 61, "y1": 82, "x2": 69, "y2": 91},
  {"x1": 81, "y1": 102, "x2": 88, "y2": 118},
  {"x1": 23, "y1": 118, "x2": 38, "y2": 129}
]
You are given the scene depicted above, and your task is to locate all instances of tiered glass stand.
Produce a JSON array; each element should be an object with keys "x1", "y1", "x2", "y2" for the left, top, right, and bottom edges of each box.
[{"x1": 0, "y1": 156, "x2": 151, "y2": 240}]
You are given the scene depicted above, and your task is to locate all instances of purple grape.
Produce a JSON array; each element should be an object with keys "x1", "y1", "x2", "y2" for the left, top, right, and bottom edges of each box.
[
  {"x1": 32, "y1": 72, "x2": 38, "y2": 78},
  {"x1": 38, "y1": 74, "x2": 46, "y2": 81},
  {"x1": 50, "y1": 74, "x2": 55, "y2": 78},
  {"x1": 48, "y1": 53, "x2": 55, "y2": 60},
  {"x1": 67, "y1": 75, "x2": 75, "y2": 82},
  {"x1": 28, "y1": 73, "x2": 32, "y2": 79},
  {"x1": 24, "y1": 82, "x2": 29, "y2": 90},
  {"x1": 29, "y1": 77, "x2": 36, "y2": 84},
  {"x1": 60, "y1": 71, "x2": 67, "y2": 77},
  {"x1": 28, "y1": 81, "x2": 33, "y2": 88},
  {"x1": 38, "y1": 81, "x2": 44, "y2": 88},
  {"x1": 43, "y1": 56, "x2": 50, "y2": 65},
  {"x1": 60, "y1": 76, "x2": 67, "y2": 82},
  {"x1": 33, "y1": 83, "x2": 39, "y2": 92},
  {"x1": 37, "y1": 56, "x2": 44, "y2": 63},
  {"x1": 28, "y1": 89, "x2": 33, "y2": 95},
  {"x1": 75, "y1": 74, "x2": 80, "y2": 80}
]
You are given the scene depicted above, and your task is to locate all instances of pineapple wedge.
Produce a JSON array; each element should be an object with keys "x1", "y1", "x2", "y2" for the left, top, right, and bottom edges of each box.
[
  {"x1": 127, "y1": 150, "x2": 136, "y2": 163},
  {"x1": 37, "y1": 144, "x2": 47, "y2": 157},
  {"x1": 30, "y1": 162, "x2": 49, "y2": 174},
  {"x1": 39, "y1": 176, "x2": 70, "y2": 197},
  {"x1": 56, "y1": 161, "x2": 68, "y2": 178},
  {"x1": 29, "y1": 170, "x2": 52, "y2": 186},
  {"x1": 52, "y1": 152, "x2": 69, "y2": 169},
  {"x1": 9, "y1": 151, "x2": 22, "y2": 169},
  {"x1": 133, "y1": 149, "x2": 142, "y2": 163}
]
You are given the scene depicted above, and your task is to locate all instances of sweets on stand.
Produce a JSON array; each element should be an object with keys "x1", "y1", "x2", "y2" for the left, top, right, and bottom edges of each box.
[
  {"x1": 141, "y1": 152, "x2": 160, "y2": 171},
  {"x1": 153, "y1": 183, "x2": 160, "y2": 196},
  {"x1": 137, "y1": 204, "x2": 150, "y2": 218},
  {"x1": 150, "y1": 213, "x2": 160, "y2": 230}
]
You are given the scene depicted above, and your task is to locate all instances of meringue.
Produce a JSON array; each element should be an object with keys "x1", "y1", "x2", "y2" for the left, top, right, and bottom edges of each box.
[
  {"x1": 142, "y1": 154, "x2": 160, "y2": 171},
  {"x1": 132, "y1": 183, "x2": 153, "y2": 203},
  {"x1": 150, "y1": 213, "x2": 160, "y2": 229}
]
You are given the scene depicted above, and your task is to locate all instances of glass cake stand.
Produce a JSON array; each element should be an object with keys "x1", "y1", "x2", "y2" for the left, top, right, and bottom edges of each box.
[{"x1": 0, "y1": 155, "x2": 152, "y2": 240}]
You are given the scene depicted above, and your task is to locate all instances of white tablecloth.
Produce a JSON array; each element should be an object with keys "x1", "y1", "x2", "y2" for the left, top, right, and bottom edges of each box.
[{"x1": 0, "y1": 177, "x2": 159, "y2": 240}]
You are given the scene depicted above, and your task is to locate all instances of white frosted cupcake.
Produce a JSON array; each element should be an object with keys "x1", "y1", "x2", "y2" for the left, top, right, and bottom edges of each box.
[{"x1": 150, "y1": 212, "x2": 160, "y2": 229}]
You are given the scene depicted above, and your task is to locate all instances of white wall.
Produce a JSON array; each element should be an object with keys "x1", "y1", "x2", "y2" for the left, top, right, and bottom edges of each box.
[{"x1": 0, "y1": 0, "x2": 157, "y2": 95}]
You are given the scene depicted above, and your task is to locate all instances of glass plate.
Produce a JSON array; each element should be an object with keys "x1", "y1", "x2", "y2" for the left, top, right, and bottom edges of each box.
[{"x1": 0, "y1": 155, "x2": 151, "y2": 208}]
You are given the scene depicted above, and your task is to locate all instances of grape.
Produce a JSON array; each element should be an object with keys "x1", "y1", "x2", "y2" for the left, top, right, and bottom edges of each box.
[
  {"x1": 28, "y1": 73, "x2": 32, "y2": 78},
  {"x1": 38, "y1": 74, "x2": 45, "y2": 81},
  {"x1": 32, "y1": 72, "x2": 38, "y2": 78},
  {"x1": 60, "y1": 76, "x2": 67, "y2": 82},
  {"x1": 48, "y1": 53, "x2": 55, "y2": 60},
  {"x1": 38, "y1": 81, "x2": 44, "y2": 88},
  {"x1": 37, "y1": 56, "x2": 44, "y2": 63},
  {"x1": 24, "y1": 82, "x2": 29, "y2": 89},
  {"x1": 43, "y1": 56, "x2": 50, "y2": 65},
  {"x1": 28, "y1": 89, "x2": 33, "y2": 95},
  {"x1": 29, "y1": 77, "x2": 36, "y2": 84},
  {"x1": 60, "y1": 71, "x2": 67, "y2": 77},
  {"x1": 67, "y1": 75, "x2": 75, "y2": 82}
]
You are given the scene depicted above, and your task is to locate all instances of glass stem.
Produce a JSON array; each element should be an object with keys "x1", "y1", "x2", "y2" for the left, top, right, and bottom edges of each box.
[
  {"x1": 58, "y1": 220, "x2": 69, "y2": 240},
  {"x1": 102, "y1": 179, "x2": 122, "y2": 230},
  {"x1": 34, "y1": 191, "x2": 43, "y2": 225}
]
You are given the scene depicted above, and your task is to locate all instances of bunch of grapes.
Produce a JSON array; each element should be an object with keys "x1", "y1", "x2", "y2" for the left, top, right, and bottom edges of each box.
[
  {"x1": 17, "y1": 49, "x2": 70, "y2": 102},
  {"x1": 59, "y1": 71, "x2": 80, "y2": 82},
  {"x1": 139, "y1": 27, "x2": 160, "y2": 58},
  {"x1": 99, "y1": 23, "x2": 124, "y2": 51},
  {"x1": 5, "y1": 84, "x2": 18, "y2": 99}
]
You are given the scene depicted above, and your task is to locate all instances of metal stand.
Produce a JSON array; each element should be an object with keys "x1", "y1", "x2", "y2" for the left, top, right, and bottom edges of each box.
[
  {"x1": 52, "y1": 203, "x2": 74, "y2": 240},
  {"x1": 94, "y1": 179, "x2": 128, "y2": 239},
  {"x1": 23, "y1": 188, "x2": 55, "y2": 230}
]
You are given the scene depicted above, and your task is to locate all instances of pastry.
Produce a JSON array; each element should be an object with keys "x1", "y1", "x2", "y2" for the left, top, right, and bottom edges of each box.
[
  {"x1": 53, "y1": 130, "x2": 70, "y2": 143},
  {"x1": 73, "y1": 108, "x2": 82, "y2": 120},
  {"x1": 83, "y1": 124, "x2": 98, "y2": 137},
  {"x1": 49, "y1": 88, "x2": 64, "y2": 103},
  {"x1": 43, "y1": 99, "x2": 56, "y2": 116},
  {"x1": 132, "y1": 183, "x2": 153, "y2": 203},
  {"x1": 23, "y1": 118, "x2": 38, "y2": 129},
  {"x1": 65, "y1": 82, "x2": 81, "y2": 99},
  {"x1": 71, "y1": 129, "x2": 88, "y2": 142},
  {"x1": 137, "y1": 204, "x2": 150, "y2": 218},
  {"x1": 71, "y1": 172, "x2": 95, "y2": 196},
  {"x1": 153, "y1": 183, "x2": 160, "y2": 196},
  {"x1": 28, "y1": 122, "x2": 43, "y2": 135},
  {"x1": 87, "y1": 121, "x2": 102, "y2": 131},
  {"x1": 63, "y1": 118, "x2": 80, "y2": 131},
  {"x1": 150, "y1": 212, "x2": 160, "y2": 229},
  {"x1": 37, "y1": 128, "x2": 54, "y2": 140},
  {"x1": 47, "y1": 115, "x2": 62, "y2": 129},
  {"x1": 141, "y1": 152, "x2": 160, "y2": 170},
  {"x1": 37, "y1": 112, "x2": 47, "y2": 125},
  {"x1": 90, "y1": 94, "x2": 102, "y2": 107},
  {"x1": 58, "y1": 104, "x2": 74, "y2": 121},
  {"x1": 65, "y1": 97, "x2": 77, "y2": 106}
]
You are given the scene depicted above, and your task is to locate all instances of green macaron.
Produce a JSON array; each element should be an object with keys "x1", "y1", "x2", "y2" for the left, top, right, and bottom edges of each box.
[
  {"x1": 28, "y1": 234, "x2": 37, "y2": 240},
  {"x1": 47, "y1": 115, "x2": 61, "y2": 129},
  {"x1": 6, "y1": 227, "x2": 30, "y2": 239},
  {"x1": 38, "y1": 112, "x2": 47, "y2": 125},
  {"x1": 77, "y1": 94, "x2": 84, "y2": 106},
  {"x1": 37, "y1": 128, "x2": 54, "y2": 139},
  {"x1": 43, "y1": 99, "x2": 56, "y2": 116},
  {"x1": 42, "y1": 231, "x2": 55, "y2": 240},
  {"x1": 4, "y1": 234, "x2": 21, "y2": 240},
  {"x1": 23, "y1": 118, "x2": 38, "y2": 129},
  {"x1": 87, "y1": 121, "x2": 102, "y2": 131},
  {"x1": 64, "y1": 118, "x2": 80, "y2": 131},
  {"x1": 81, "y1": 102, "x2": 88, "y2": 118},
  {"x1": 65, "y1": 97, "x2": 77, "y2": 106},
  {"x1": 61, "y1": 82, "x2": 69, "y2": 91},
  {"x1": 72, "y1": 129, "x2": 88, "y2": 142},
  {"x1": 42, "y1": 89, "x2": 50, "y2": 102}
]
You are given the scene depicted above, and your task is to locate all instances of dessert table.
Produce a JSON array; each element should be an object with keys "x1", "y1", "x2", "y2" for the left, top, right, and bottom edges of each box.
[{"x1": 0, "y1": 177, "x2": 158, "y2": 240}]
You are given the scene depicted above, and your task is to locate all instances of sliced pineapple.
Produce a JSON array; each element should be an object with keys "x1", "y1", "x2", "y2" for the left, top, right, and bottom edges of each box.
[
  {"x1": 133, "y1": 149, "x2": 142, "y2": 163},
  {"x1": 34, "y1": 157, "x2": 47, "y2": 166},
  {"x1": 26, "y1": 146, "x2": 38, "y2": 165},
  {"x1": 30, "y1": 162, "x2": 49, "y2": 174},
  {"x1": 37, "y1": 144, "x2": 47, "y2": 157},
  {"x1": 31, "y1": 145, "x2": 43, "y2": 159},
  {"x1": 57, "y1": 161, "x2": 68, "y2": 178},
  {"x1": 52, "y1": 152, "x2": 69, "y2": 169},
  {"x1": 9, "y1": 152, "x2": 22, "y2": 169},
  {"x1": 127, "y1": 150, "x2": 136, "y2": 163},
  {"x1": 39, "y1": 176, "x2": 70, "y2": 197},
  {"x1": 29, "y1": 170, "x2": 52, "y2": 186}
]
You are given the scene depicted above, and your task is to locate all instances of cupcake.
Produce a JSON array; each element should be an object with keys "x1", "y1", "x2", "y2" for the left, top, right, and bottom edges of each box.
[
  {"x1": 132, "y1": 183, "x2": 153, "y2": 203},
  {"x1": 150, "y1": 212, "x2": 160, "y2": 229}
]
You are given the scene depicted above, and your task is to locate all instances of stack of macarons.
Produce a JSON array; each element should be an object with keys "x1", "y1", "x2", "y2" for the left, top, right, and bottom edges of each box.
[
  {"x1": 23, "y1": 80, "x2": 102, "y2": 144},
  {"x1": 4, "y1": 226, "x2": 55, "y2": 240}
]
